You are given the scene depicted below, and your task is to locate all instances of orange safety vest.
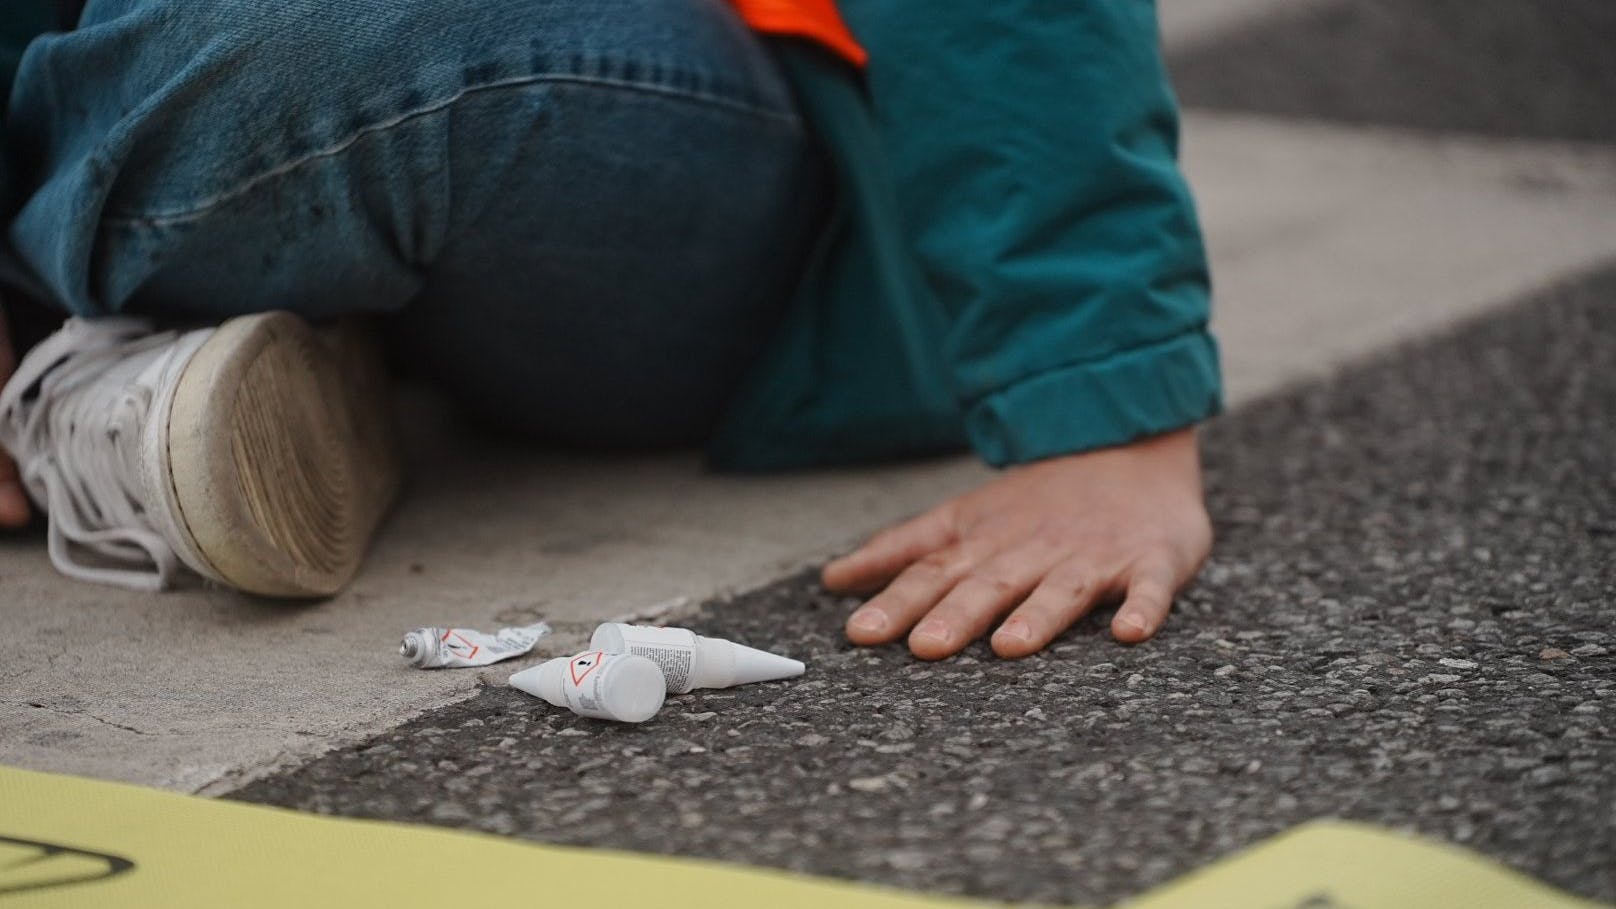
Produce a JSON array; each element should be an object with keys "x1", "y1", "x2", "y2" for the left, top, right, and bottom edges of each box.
[{"x1": 726, "y1": 0, "x2": 867, "y2": 67}]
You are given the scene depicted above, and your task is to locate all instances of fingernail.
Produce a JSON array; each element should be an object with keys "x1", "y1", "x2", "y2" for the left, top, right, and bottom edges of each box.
[
  {"x1": 911, "y1": 620, "x2": 955, "y2": 648},
  {"x1": 848, "y1": 610, "x2": 889, "y2": 636},
  {"x1": 1116, "y1": 612, "x2": 1150, "y2": 635},
  {"x1": 995, "y1": 619, "x2": 1031, "y2": 644}
]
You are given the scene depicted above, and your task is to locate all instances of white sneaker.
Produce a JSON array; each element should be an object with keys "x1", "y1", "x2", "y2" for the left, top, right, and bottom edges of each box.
[{"x1": 0, "y1": 311, "x2": 401, "y2": 596}]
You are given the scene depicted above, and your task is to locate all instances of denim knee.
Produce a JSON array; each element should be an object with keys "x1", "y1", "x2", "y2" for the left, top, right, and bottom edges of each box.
[
  {"x1": 9, "y1": 0, "x2": 800, "y2": 316},
  {"x1": 79, "y1": 0, "x2": 798, "y2": 211}
]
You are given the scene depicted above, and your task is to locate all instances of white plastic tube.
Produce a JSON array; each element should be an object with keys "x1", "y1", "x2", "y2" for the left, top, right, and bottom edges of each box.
[
  {"x1": 399, "y1": 622, "x2": 550, "y2": 669},
  {"x1": 590, "y1": 623, "x2": 805, "y2": 694},
  {"x1": 508, "y1": 651, "x2": 666, "y2": 723}
]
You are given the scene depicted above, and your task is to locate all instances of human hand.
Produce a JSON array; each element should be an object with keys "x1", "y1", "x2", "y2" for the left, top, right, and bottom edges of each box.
[
  {"x1": 0, "y1": 304, "x2": 31, "y2": 526},
  {"x1": 823, "y1": 428, "x2": 1211, "y2": 659}
]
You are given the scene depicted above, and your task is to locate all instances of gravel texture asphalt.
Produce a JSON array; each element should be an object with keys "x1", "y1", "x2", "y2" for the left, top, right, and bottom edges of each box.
[
  {"x1": 1169, "y1": 0, "x2": 1616, "y2": 142},
  {"x1": 235, "y1": 265, "x2": 1616, "y2": 905}
]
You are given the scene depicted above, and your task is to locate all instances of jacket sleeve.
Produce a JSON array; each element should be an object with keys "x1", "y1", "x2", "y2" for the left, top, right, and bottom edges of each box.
[{"x1": 838, "y1": 0, "x2": 1222, "y2": 466}]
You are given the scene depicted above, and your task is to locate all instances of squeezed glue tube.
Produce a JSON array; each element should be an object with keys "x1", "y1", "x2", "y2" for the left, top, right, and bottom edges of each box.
[
  {"x1": 508, "y1": 651, "x2": 666, "y2": 723},
  {"x1": 590, "y1": 622, "x2": 805, "y2": 694},
  {"x1": 400, "y1": 622, "x2": 551, "y2": 669}
]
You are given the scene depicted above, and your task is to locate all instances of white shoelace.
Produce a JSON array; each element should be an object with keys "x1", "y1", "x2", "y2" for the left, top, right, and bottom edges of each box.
[{"x1": 0, "y1": 318, "x2": 195, "y2": 591}]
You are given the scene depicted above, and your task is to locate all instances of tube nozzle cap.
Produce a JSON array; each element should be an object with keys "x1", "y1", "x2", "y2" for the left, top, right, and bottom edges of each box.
[{"x1": 709, "y1": 639, "x2": 806, "y2": 688}]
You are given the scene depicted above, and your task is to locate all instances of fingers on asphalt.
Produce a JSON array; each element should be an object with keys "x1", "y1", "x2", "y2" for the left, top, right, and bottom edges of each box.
[
  {"x1": 908, "y1": 543, "x2": 1062, "y2": 660},
  {"x1": 844, "y1": 539, "x2": 990, "y2": 646},
  {"x1": 822, "y1": 506, "x2": 957, "y2": 594},
  {"x1": 990, "y1": 560, "x2": 1116, "y2": 659},
  {"x1": 1110, "y1": 562, "x2": 1180, "y2": 644},
  {"x1": 840, "y1": 534, "x2": 1185, "y2": 657}
]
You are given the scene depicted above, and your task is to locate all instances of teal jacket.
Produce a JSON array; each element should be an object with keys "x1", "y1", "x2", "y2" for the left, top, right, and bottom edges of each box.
[
  {"x1": 1, "y1": 2, "x2": 1221, "y2": 472},
  {"x1": 714, "y1": 2, "x2": 1220, "y2": 469}
]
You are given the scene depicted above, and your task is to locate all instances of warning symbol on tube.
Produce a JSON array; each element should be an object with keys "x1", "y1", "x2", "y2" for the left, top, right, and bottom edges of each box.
[{"x1": 569, "y1": 651, "x2": 604, "y2": 686}]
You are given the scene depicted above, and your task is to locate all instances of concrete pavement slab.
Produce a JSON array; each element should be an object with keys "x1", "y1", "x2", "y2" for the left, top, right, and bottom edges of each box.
[
  {"x1": 237, "y1": 265, "x2": 1616, "y2": 906},
  {"x1": 1184, "y1": 113, "x2": 1616, "y2": 405},
  {"x1": 0, "y1": 432, "x2": 990, "y2": 792}
]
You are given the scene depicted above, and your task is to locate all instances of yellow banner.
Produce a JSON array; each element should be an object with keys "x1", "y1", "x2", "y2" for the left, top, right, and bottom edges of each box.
[{"x1": 0, "y1": 765, "x2": 1603, "y2": 908}]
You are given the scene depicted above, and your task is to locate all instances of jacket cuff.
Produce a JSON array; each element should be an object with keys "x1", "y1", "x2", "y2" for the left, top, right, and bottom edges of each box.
[{"x1": 965, "y1": 328, "x2": 1223, "y2": 467}]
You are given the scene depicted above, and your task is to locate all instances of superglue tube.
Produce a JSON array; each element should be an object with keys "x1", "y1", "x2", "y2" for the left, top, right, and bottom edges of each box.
[
  {"x1": 508, "y1": 651, "x2": 666, "y2": 723},
  {"x1": 590, "y1": 623, "x2": 805, "y2": 694},
  {"x1": 400, "y1": 622, "x2": 551, "y2": 669}
]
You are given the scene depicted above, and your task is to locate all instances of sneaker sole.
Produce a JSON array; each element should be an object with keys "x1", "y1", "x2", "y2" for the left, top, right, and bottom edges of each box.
[{"x1": 161, "y1": 312, "x2": 401, "y2": 597}]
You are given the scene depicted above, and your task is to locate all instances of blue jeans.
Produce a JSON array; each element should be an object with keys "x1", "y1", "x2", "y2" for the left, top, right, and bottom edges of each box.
[{"x1": 3, "y1": 0, "x2": 824, "y2": 447}]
